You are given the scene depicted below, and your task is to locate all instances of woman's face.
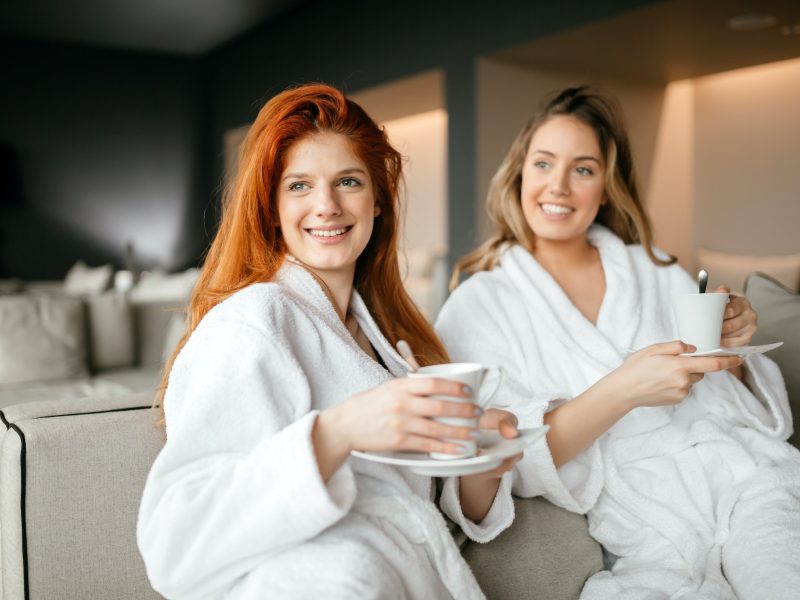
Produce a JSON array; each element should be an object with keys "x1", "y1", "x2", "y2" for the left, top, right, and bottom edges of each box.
[
  {"x1": 277, "y1": 132, "x2": 379, "y2": 280},
  {"x1": 520, "y1": 115, "x2": 607, "y2": 246}
]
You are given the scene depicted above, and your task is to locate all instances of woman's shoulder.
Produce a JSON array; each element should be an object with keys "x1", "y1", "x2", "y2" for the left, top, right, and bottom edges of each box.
[
  {"x1": 438, "y1": 265, "x2": 519, "y2": 330},
  {"x1": 199, "y1": 281, "x2": 296, "y2": 335},
  {"x1": 449, "y1": 266, "x2": 513, "y2": 303}
]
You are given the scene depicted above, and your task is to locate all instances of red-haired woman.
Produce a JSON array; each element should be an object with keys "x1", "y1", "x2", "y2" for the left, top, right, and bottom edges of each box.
[{"x1": 136, "y1": 84, "x2": 519, "y2": 599}]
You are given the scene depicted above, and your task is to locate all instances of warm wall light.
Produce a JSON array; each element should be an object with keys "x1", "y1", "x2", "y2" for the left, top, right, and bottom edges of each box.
[{"x1": 727, "y1": 13, "x2": 776, "y2": 31}]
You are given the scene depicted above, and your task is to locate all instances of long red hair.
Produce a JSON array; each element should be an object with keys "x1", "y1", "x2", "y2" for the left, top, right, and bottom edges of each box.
[{"x1": 155, "y1": 83, "x2": 449, "y2": 422}]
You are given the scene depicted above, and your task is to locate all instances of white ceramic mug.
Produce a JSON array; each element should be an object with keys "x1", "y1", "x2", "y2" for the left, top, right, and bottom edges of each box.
[
  {"x1": 673, "y1": 292, "x2": 729, "y2": 352},
  {"x1": 408, "y1": 362, "x2": 504, "y2": 460}
]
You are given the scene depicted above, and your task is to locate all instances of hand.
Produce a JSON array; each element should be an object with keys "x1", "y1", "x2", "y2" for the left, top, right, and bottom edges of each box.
[
  {"x1": 457, "y1": 408, "x2": 522, "y2": 522},
  {"x1": 463, "y1": 408, "x2": 521, "y2": 482},
  {"x1": 324, "y1": 377, "x2": 482, "y2": 456},
  {"x1": 715, "y1": 285, "x2": 758, "y2": 348},
  {"x1": 607, "y1": 341, "x2": 744, "y2": 409}
]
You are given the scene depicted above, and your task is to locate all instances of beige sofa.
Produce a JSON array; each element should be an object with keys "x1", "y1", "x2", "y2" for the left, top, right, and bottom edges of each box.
[
  {"x1": 0, "y1": 392, "x2": 602, "y2": 599},
  {"x1": 0, "y1": 271, "x2": 795, "y2": 599}
]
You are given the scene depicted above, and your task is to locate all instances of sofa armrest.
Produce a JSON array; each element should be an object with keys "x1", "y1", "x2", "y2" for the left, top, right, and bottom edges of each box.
[
  {"x1": 0, "y1": 393, "x2": 164, "y2": 599},
  {"x1": 461, "y1": 497, "x2": 602, "y2": 599}
]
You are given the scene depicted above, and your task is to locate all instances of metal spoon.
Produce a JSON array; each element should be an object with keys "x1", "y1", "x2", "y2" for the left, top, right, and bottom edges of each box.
[
  {"x1": 396, "y1": 339, "x2": 421, "y2": 373},
  {"x1": 698, "y1": 269, "x2": 709, "y2": 294}
]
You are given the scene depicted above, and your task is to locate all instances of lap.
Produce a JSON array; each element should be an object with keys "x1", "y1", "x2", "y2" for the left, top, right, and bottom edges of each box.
[
  {"x1": 228, "y1": 536, "x2": 407, "y2": 600},
  {"x1": 723, "y1": 478, "x2": 800, "y2": 600}
]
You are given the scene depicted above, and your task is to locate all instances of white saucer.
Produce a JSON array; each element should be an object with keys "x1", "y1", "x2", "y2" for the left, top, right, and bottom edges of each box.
[
  {"x1": 351, "y1": 427, "x2": 549, "y2": 476},
  {"x1": 681, "y1": 341, "x2": 783, "y2": 357}
]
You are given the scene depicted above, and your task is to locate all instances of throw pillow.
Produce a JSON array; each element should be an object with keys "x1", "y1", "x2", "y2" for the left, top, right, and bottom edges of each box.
[
  {"x1": 133, "y1": 300, "x2": 183, "y2": 368},
  {"x1": 161, "y1": 311, "x2": 187, "y2": 366},
  {"x1": 0, "y1": 294, "x2": 88, "y2": 387},
  {"x1": 744, "y1": 272, "x2": 800, "y2": 447},
  {"x1": 84, "y1": 292, "x2": 136, "y2": 371},
  {"x1": 63, "y1": 261, "x2": 113, "y2": 295},
  {"x1": 130, "y1": 268, "x2": 199, "y2": 303},
  {"x1": 697, "y1": 248, "x2": 800, "y2": 294}
]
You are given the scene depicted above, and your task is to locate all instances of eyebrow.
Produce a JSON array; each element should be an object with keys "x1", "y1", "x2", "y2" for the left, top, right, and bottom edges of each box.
[
  {"x1": 282, "y1": 168, "x2": 367, "y2": 182},
  {"x1": 532, "y1": 149, "x2": 602, "y2": 164}
]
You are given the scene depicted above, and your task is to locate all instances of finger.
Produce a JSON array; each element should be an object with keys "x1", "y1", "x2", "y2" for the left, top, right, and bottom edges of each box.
[
  {"x1": 404, "y1": 395, "x2": 481, "y2": 419},
  {"x1": 721, "y1": 314, "x2": 750, "y2": 335},
  {"x1": 478, "y1": 408, "x2": 519, "y2": 430},
  {"x1": 406, "y1": 416, "x2": 478, "y2": 442},
  {"x1": 714, "y1": 285, "x2": 731, "y2": 293},
  {"x1": 399, "y1": 433, "x2": 471, "y2": 456},
  {"x1": 498, "y1": 418, "x2": 519, "y2": 439},
  {"x1": 645, "y1": 340, "x2": 695, "y2": 356},
  {"x1": 720, "y1": 334, "x2": 754, "y2": 348},
  {"x1": 723, "y1": 297, "x2": 744, "y2": 319},
  {"x1": 683, "y1": 355, "x2": 744, "y2": 373},
  {"x1": 403, "y1": 377, "x2": 471, "y2": 399}
]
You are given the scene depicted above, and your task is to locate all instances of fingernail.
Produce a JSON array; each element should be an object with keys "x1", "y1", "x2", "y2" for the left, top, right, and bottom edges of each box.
[
  {"x1": 475, "y1": 407, "x2": 484, "y2": 416},
  {"x1": 469, "y1": 430, "x2": 482, "y2": 439},
  {"x1": 462, "y1": 385, "x2": 472, "y2": 396}
]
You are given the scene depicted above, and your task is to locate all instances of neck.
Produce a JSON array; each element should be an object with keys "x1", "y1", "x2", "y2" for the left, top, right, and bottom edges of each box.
[
  {"x1": 287, "y1": 256, "x2": 354, "y2": 322},
  {"x1": 532, "y1": 235, "x2": 597, "y2": 273}
]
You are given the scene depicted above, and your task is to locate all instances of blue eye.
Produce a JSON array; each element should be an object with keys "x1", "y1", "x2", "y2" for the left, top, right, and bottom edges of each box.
[
  {"x1": 288, "y1": 182, "x2": 309, "y2": 192},
  {"x1": 533, "y1": 161, "x2": 550, "y2": 169},
  {"x1": 576, "y1": 166, "x2": 593, "y2": 176},
  {"x1": 339, "y1": 177, "x2": 361, "y2": 188}
]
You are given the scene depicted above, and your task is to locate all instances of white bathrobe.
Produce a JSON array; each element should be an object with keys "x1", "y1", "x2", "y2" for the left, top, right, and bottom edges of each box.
[
  {"x1": 137, "y1": 262, "x2": 514, "y2": 600},
  {"x1": 436, "y1": 225, "x2": 800, "y2": 600}
]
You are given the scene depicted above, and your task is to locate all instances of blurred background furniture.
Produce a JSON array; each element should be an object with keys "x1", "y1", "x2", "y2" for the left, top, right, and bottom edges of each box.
[
  {"x1": 0, "y1": 262, "x2": 195, "y2": 409},
  {"x1": 744, "y1": 272, "x2": 800, "y2": 448}
]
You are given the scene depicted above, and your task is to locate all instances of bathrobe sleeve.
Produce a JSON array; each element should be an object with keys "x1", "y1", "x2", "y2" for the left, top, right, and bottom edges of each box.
[
  {"x1": 137, "y1": 299, "x2": 357, "y2": 599},
  {"x1": 438, "y1": 472, "x2": 515, "y2": 543},
  {"x1": 666, "y1": 265, "x2": 793, "y2": 440},
  {"x1": 436, "y1": 274, "x2": 603, "y2": 514}
]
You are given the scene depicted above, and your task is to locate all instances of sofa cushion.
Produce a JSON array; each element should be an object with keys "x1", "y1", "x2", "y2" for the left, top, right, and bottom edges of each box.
[
  {"x1": 132, "y1": 300, "x2": 182, "y2": 368},
  {"x1": 0, "y1": 393, "x2": 163, "y2": 600},
  {"x1": 63, "y1": 261, "x2": 113, "y2": 296},
  {"x1": 130, "y1": 268, "x2": 198, "y2": 303},
  {"x1": 697, "y1": 247, "x2": 800, "y2": 294},
  {"x1": 744, "y1": 272, "x2": 800, "y2": 447},
  {"x1": 462, "y1": 496, "x2": 602, "y2": 599},
  {"x1": 0, "y1": 294, "x2": 88, "y2": 387},
  {"x1": 161, "y1": 312, "x2": 187, "y2": 366},
  {"x1": 85, "y1": 292, "x2": 136, "y2": 371}
]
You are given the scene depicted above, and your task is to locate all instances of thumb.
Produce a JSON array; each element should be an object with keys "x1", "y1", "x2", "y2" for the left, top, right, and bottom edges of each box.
[{"x1": 499, "y1": 417, "x2": 519, "y2": 439}]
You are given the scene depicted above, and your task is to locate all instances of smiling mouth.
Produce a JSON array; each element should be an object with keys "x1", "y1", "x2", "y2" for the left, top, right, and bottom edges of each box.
[
  {"x1": 539, "y1": 203, "x2": 574, "y2": 215},
  {"x1": 305, "y1": 226, "x2": 353, "y2": 238}
]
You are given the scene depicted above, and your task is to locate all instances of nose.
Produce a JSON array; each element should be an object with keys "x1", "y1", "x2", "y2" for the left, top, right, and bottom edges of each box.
[
  {"x1": 549, "y1": 167, "x2": 570, "y2": 197},
  {"x1": 313, "y1": 185, "x2": 343, "y2": 217}
]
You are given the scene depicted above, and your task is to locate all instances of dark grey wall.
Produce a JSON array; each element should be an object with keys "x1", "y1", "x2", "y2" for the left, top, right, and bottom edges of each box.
[
  {"x1": 0, "y1": 0, "x2": 659, "y2": 280},
  {"x1": 0, "y1": 40, "x2": 207, "y2": 279},
  {"x1": 208, "y1": 0, "x2": 657, "y2": 265}
]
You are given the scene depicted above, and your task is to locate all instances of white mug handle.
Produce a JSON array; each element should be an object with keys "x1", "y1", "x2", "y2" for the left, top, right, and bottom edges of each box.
[{"x1": 481, "y1": 365, "x2": 505, "y2": 410}]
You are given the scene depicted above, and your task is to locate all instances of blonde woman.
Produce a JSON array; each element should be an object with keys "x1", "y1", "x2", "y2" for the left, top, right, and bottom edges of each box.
[
  {"x1": 436, "y1": 86, "x2": 800, "y2": 599},
  {"x1": 137, "y1": 84, "x2": 520, "y2": 600}
]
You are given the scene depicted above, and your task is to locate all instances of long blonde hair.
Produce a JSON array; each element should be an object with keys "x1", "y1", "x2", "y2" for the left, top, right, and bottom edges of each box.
[
  {"x1": 452, "y1": 85, "x2": 674, "y2": 287},
  {"x1": 155, "y1": 84, "x2": 449, "y2": 424}
]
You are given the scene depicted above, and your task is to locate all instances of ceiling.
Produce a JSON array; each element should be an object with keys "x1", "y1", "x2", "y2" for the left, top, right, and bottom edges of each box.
[
  {"x1": 0, "y1": 0, "x2": 310, "y2": 55},
  {"x1": 491, "y1": 0, "x2": 800, "y2": 83}
]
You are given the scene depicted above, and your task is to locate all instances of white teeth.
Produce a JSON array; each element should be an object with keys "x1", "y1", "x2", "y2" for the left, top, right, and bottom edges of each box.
[
  {"x1": 540, "y1": 203, "x2": 573, "y2": 215},
  {"x1": 308, "y1": 227, "x2": 348, "y2": 237}
]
